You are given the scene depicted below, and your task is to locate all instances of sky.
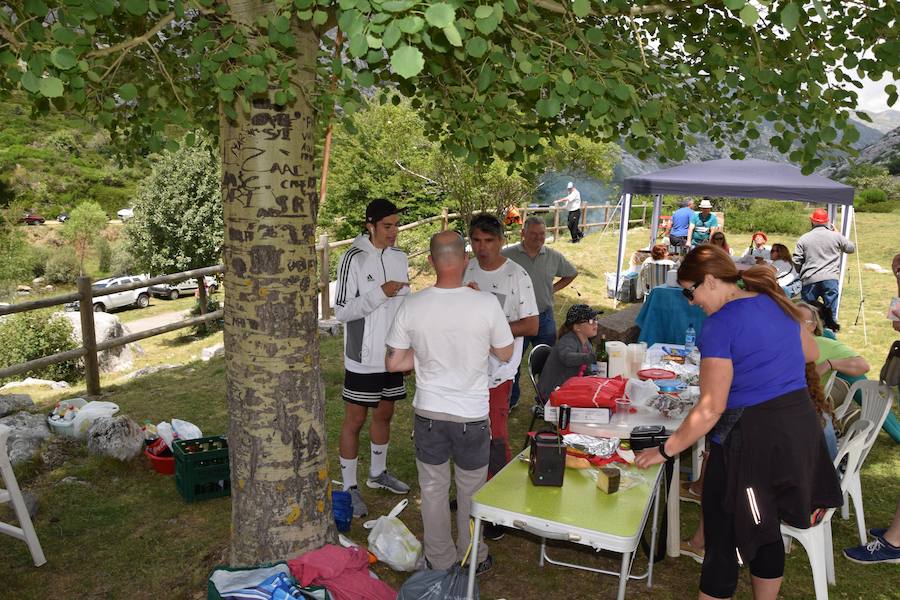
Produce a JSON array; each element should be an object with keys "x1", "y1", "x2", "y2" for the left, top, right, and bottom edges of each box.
[{"x1": 854, "y1": 76, "x2": 897, "y2": 113}]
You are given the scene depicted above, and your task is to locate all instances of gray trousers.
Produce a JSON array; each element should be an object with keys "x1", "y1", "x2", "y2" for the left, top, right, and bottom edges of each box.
[{"x1": 414, "y1": 414, "x2": 490, "y2": 570}]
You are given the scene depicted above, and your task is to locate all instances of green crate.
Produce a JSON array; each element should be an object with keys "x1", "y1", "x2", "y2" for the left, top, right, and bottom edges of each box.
[{"x1": 173, "y1": 436, "x2": 231, "y2": 502}]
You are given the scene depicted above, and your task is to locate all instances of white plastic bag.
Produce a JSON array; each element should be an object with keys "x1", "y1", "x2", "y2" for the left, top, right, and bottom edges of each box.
[
  {"x1": 171, "y1": 418, "x2": 203, "y2": 441},
  {"x1": 72, "y1": 401, "x2": 119, "y2": 439},
  {"x1": 157, "y1": 422, "x2": 175, "y2": 450},
  {"x1": 366, "y1": 499, "x2": 422, "y2": 571},
  {"x1": 625, "y1": 378, "x2": 658, "y2": 405}
]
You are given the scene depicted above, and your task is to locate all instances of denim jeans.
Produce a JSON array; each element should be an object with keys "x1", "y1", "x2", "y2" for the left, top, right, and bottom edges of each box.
[
  {"x1": 801, "y1": 279, "x2": 840, "y2": 321},
  {"x1": 510, "y1": 308, "x2": 557, "y2": 408}
]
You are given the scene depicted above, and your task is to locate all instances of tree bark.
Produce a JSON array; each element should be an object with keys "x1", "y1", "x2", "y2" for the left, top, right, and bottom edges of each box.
[{"x1": 221, "y1": 3, "x2": 332, "y2": 564}]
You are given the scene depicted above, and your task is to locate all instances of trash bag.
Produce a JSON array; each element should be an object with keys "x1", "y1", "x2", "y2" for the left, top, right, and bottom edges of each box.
[
  {"x1": 398, "y1": 565, "x2": 476, "y2": 600},
  {"x1": 366, "y1": 499, "x2": 422, "y2": 571}
]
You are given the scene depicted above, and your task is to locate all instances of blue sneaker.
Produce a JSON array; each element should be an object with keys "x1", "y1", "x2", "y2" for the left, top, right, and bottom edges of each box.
[
  {"x1": 869, "y1": 527, "x2": 887, "y2": 539},
  {"x1": 843, "y1": 537, "x2": 900, "y2": 565}
]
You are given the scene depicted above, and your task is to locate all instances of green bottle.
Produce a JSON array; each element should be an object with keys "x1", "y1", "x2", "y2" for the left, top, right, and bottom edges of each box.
[{"x1": 596, "y1": 335, "x2": 609, "y2": 378}]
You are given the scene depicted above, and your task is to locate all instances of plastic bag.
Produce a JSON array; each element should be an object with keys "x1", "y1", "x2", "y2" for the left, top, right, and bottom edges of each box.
[
  {"x1": 366, "y1": 499, "x2": 422, "y2": 571},
  {"x1": 625, "y1": 378, "x2": 658, "y2": 404},
  {"x1": 398, "y1": 564, "x2": 475, "y2": 600},
  {"x1": 157, "y1": 422, "x2": 175, "y2": 450},
  {"x1": 71, "y1": 401, "x2": 119, "y2": 439},
  {"x1": 172, "y1": 418, "x2": 203, "y2": 441}
]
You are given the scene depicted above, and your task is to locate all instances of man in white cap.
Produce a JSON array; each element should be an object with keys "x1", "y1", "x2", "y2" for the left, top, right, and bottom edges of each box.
[
  {"x1": 554, "y1": 181, "x2": 584, "y2": 243},
  {"x1": 687, "y1": 197, "x2": 719, "y2": 247}
]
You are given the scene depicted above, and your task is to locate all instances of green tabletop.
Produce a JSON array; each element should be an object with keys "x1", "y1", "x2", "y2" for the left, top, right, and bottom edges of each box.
[{"x1": 473, "y1": 453, "x2": 662, "y2": 540}]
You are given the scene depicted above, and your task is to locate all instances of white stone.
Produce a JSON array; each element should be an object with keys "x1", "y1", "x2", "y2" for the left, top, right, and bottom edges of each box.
[
  {"x1": 56, "y1": 311, "x2": 134, "y2": 373},
  {"x1": 16, "y1": 285, "x2": 31, "y2": 292},
  {"x1": 86, "y1": 416, "x2": 144, "y2": 461},
  {"x1": 200, "y1": 342, "x2": 224, "y2": 361},
  {"x1": 0, "y1": 411, "x2": 50, "y2": 465},
  {"x1": 32, "y1": 277, "x2": 45, "y2": 285},
  {"x1": 0, "y1": 377, "x2": 71, "y2": 391},
  {"x1": 0, "y1": 393, "x2": 33, "y2": 418}
]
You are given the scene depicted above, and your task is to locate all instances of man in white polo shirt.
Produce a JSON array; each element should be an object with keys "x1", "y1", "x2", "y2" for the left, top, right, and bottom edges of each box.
[{"x1": 385, "y1": 230, "x2": 514, "y2": 575}]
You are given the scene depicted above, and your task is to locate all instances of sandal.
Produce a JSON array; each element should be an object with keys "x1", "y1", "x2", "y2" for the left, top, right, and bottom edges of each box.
[
  {"x1": 680, "y1": 480, "x2": 702, "y2": 504},
  {"x1": 681, "y1": 539, "x2": 705, "y2": 564}
]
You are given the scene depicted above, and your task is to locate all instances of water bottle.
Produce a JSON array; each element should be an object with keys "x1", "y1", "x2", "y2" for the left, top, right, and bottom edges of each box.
[{"x1": 685, "y1": 323, "x2": 696, "y2": 354}]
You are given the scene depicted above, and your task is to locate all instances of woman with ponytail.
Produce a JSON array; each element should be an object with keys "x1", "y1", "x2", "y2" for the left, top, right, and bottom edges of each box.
[{"x1": 636, "y1": 244, "x2": 841, "y2": 600}]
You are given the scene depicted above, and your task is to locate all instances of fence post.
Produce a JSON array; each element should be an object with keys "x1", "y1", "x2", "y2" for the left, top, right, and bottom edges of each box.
[
  {"x1": 641, "y1": 204, "x2": 647, "y2": 226},
  {"x1": 581, "y1": 203, "x2": 587, "y2": 233},
  {"x1": 77, "y1": 276, "x2": 101, "y2": 396},
  {"x1": 520, "y1": 205, "x2": 528, "y2": 224},
  {"x1": 319, "y1": 234, "x2": 331, "y2": 320},
  {"x1": 553, "y1": 206, "x2": 560, "y2": 241},
  {"x1": 197, "y1": 277, "x2": 208, "y2": 336},
  {"x1": 441, "y1": 207, "x2": 449, "y2": 231}
]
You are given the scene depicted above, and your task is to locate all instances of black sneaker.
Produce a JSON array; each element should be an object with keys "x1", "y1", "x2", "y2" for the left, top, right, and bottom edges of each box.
[
  {"x1": 482, "y1": 523, "x2": 505, "y2": 541},
  {"x1": 476, "y1": 554, "x2": 494, "y2": 575}
]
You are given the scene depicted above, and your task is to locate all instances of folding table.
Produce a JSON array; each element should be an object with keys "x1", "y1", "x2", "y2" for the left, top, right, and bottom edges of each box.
[{"x1": 465, "y1": 454, "x2": 663, "y2": 600}]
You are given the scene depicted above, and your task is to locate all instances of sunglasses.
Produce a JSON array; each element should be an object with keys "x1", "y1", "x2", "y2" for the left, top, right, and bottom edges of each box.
[{"x1": 682, "y1": 281, "x2": 701, "y2": 301}]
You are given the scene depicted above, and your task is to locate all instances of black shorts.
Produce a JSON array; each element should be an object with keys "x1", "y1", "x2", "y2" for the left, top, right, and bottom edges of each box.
[{"x1": 342, "y1": 370, "x2": 406, "y2": 406}]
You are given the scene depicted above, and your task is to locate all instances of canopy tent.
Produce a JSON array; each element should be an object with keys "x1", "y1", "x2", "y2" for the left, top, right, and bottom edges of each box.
[{"x1": 614, "y1": 159, "x2": 856, "y2": 318}]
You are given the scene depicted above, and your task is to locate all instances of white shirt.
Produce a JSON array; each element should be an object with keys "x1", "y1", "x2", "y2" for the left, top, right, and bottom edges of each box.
[
  {"x1": 385, "y1": 287, "x2": 513, "y2": 419},
  {"x1": 463, "y1": 258, "x2": 539, "y2": 386},
  {"x1": 559, "y1": 188, "x2": 582, "y2": 212},
  {"x1": 739, "y1": 245, "x2": 771, "y2": 264}
]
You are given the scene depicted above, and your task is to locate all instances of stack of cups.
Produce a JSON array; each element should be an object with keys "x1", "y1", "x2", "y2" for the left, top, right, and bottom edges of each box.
[{"x1": 627, "y1": 342, "x2": 647, "y2": 378}]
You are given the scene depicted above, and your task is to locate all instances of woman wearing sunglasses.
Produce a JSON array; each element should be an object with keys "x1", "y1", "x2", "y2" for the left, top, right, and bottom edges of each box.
[
  {"x1": 636, "y1": 245, "x2": 841, "y2": 600},
  {"x1": 708, "y1": 231, "x2": 732, "y2": 256}
]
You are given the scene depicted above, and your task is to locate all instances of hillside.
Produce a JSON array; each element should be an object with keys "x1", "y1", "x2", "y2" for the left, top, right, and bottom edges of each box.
[
  {"x1": 0, "y1": 95, "x2": 149, "y2": 219},
  {"x1": 864, "y1": 109, "x2": 900, "y2": 134}
]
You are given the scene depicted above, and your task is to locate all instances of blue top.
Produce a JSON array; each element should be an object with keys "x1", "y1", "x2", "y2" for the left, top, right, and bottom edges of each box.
[
  {"x1": 690, "y1": 212, "x2": 719, "y2": 243},
  {"x1": 670, "y1": 206, "x2": 693, "y2": 236},
  {"x1": 698, "y1": 294, "x2": 806, "y2": 409}
]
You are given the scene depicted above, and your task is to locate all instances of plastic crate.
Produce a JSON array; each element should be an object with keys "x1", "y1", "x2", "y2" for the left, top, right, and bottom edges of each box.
[{"x1": 173, "y1": 436, "x2": 231, "y2": 502}]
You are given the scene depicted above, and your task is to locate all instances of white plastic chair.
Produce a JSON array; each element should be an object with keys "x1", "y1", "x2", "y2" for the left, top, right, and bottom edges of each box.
[
  {"x1": 0, "y1": 424, "x2": 46, "y2": 566},
  {"x1": 831, "y1": 380, "x2": 895, "y2": 544},
  {"x1": 781, "y1": 419, "x2": 872, "y2": 600}
]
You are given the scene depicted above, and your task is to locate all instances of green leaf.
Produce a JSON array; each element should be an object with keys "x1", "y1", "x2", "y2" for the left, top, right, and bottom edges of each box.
[
  {"x1": 381, "y1": 0, "x2": 414, "y2": 11},
  {"x1": 425, "y1": 3, "x2": 455, "y2": 28},
  {"x1": 23, "y1": 0, "x2": 49, "y2": 17},
  {"x1": 124, "y1": 0, "x2": 149, "y2": 16},
  {"x1": 631, "y1": 121, "x2": 646, "y2": 136},
  {"x1": 218, "y1": 72, "x2": 239, "y2": 89},
  {"x1": 536, "y1": 96, "x2": 561, "y2": 118},
  {"x1": 338, "y1": 0, "x2": 356, "y2": 9},
  {"x1": 248, "y1": 74, "x2": 268, "y2": 93},
  {"x1": 274, "y1": 90, "x2": 287, "y2": 105},
  {"x1": 357, "y1": 70, "x2": 375, "y2": 87},
  {"x1": 51, "y1": 48, "x2": 77, "y2": 71},
  {"x1": 313, "y1": 10, "x2": 328, "y2": 25},
  {"x1": 273, "y1": 15, "x2": 290, "y2": 33},
  {"x1": 94, "y1": 0, "x2": 115, "y2": 15},
  {"x1": 398, "y1": 16, "x2": 424, "y2": 33},
  {"x1": 572, "y1": 0, "x2": 590, "y2": 18},
  {"x1": 383, "y1": 22, "x2": 401, "y2": 48},
  {"x1": 52, "y1": 27, "x2": 78, "y2": 45},
  {"x1": 466, "y1": 36, "x2": 488, "y2": 58},
  {"x1": 780, "y1": 3, "x2": 800, "y2": 31},
  {"x1": 474, "y1": 5, "x2": 493, "y2": 19},
  {"x1": 443, "y1": 24, "x2": 462, "y2": 47},
  {"x1": 39, "y1": 77, "x2": 64, "y2": 98},
  {"x1": 20, "y1": 71, "x2": 40, "y2": 93},
  {"x1": 119, "y1": 83, "x2": 138, "y2": 100},
  {"x1": 724, "y1": 0, "x2": 745, "y2": 9},
  {"x1": 475, "y1": 13, "x2": 498, "y2": 34},
  {"x1": 349, "y1": 34, "x2": 369, "y2": 57},
  {"x1": 391, "y1": 45, "x2": 424, "y2": 78},
  {"x1": 739, "y1": 4, "x2": 758, "y2": 26}
]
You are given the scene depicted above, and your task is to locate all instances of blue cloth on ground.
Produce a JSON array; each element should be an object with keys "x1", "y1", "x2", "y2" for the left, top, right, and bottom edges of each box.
[
  {"x1": 223, "y1": 572, "x2": 315, "y2": 600},
  {"x1": 636, "y1": 286, "x2": 707, "y2": 346}
]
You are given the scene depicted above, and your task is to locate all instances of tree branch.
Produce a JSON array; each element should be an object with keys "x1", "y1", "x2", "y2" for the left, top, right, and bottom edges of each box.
[
  {"x1": 87, "y1": 12, "x2": 176, "y2": 58},
  {"x1": 145, "y1": 40, "x2": 189, "y2": 110},
  {"x1": 533, "y1": 0, "x2": 684, "y2": 17},
  {"x1": 394, "y1": 159, "x2": 440, "y2": 186}
]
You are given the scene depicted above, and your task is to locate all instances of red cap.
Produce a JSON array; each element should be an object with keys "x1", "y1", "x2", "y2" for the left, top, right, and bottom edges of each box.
[{"x1": 810, "y1": 209, "x2": 829, "y2": 224}]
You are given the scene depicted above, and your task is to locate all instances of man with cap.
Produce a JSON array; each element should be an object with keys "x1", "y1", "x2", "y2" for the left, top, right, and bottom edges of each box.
[
  {"x1": 667, "y1": 197, "x2": 694, "y2": 249},
  {"x1": 502, "y1": 216, "x2": 577, "y2": 409},
  {"x1": 687, "y1": 197, "x2": 719, "y2": 247},
  {"x1": 554, "y1": 181, "x2": 584, "y2": 243},
  {"x1": 793, "y1": 208, "x2": 855, "y2": 321},
  {"x1": 739, "y1": 231, "x2": 770, "y2": 264},
  {"x1": 334, "y1": 198, "x2": 411, "y2": 518}
]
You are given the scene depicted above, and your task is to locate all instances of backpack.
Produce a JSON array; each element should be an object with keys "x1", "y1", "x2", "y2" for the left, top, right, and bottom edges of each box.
[{"x1": 880, "y1": 340, "x2": 900, "y2": 387}]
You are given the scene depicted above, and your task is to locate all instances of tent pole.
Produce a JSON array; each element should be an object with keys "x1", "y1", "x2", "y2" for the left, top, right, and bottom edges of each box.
[
  {"x1": 614, "y1": 193, "x2": 632, "y2": 309},
  {"x1": 851, "y1": 209, "x2": 867, "y2": 345},
  {"x1": 834, "y1": 204, "x2": 853, "y2": 322},
  {"x1": 649, "y1": 194, "x2": 662, "y2": 248}
]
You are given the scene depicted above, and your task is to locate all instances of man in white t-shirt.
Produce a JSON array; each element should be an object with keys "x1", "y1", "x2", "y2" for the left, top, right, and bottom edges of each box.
[
  {"x1": 554, "y1": 181, "x2": 584, "y2": 243},
  {"x1": 386, "y1": 230, "x2": 514, "y2": 574},
  {"x1": 464, "y1": 214, "x2": 538, "y2": 494}
]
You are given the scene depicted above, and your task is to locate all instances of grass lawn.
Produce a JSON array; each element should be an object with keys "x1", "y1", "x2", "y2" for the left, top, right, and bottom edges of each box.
[{"x1": 2, "y1": 212, "x2": 898, "y2": 599}]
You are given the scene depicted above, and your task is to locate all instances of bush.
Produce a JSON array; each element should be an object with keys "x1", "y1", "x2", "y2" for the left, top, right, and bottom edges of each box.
[
  {"x1": 44, "y1": 251, "x2": 80, "y2": 284},
  {"x1": 723, "y1": 199, "x2": 809, "y2": 236},
  {"x1": 109, "y1": 239, "x2": 136, "y2": 275},
  {"x1": 0, "y1": 309, "x2": 82, "y2": 385},
  {"x1": 26, "y1": 245, "x2": 51, "y2": 278},
  {"x1": 854, "y1": 188, "x2": 898, "y2": 213},
  {"x1": 189, "y1": 296, "x2": 222, "y2": 337},
  {"x1": 97, "y1": 237, "x2": 112, "y2": 273},
  {"x1": 46, "y1": 129, "x2": 82, "y2": 156}
]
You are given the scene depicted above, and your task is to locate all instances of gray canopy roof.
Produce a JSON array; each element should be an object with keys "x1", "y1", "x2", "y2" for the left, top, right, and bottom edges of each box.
[{"x1": 622, "y1": 158, "x2": 854, "y2": 205}]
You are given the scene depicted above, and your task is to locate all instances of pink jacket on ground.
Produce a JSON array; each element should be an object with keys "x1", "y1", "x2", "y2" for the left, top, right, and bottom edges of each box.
[{"x1": 288, "y1": 544, "x2": 396, "y2": 600}]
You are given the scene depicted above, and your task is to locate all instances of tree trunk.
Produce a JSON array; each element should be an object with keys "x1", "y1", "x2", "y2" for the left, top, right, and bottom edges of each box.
[{"x1": 221, "y1": 4, "x2": 332, "y2": 564}]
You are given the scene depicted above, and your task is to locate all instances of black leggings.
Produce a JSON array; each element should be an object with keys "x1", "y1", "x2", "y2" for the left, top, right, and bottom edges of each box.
[{"x1": 699, "y1": 443, "x2": 785, "y2": 598}]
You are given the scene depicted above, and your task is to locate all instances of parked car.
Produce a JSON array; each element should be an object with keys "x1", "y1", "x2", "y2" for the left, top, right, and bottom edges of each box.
[
  {"x1": 57, "y1": 213, "x2": 69, "y2": 223},
  {"x1": 149, "y1": 276, "x2": 218, "y2": 300},
  {"x1": 117, "y1": 208, "x2": 134, "y2": 220},
  {"x1": 20, "y1": 212, "x2": 45, "y2": 225},
  {"x1": 65, "y1": 275, "x2": 151, "y2": 312}
]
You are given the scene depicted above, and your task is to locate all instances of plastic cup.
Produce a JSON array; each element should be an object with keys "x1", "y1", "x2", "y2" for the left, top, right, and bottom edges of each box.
[{"x1": 615, "y1": 398, "x2": 631, "y2": 424}]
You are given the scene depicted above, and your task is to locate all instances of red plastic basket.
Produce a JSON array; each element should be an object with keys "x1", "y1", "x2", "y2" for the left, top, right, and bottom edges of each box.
[{"x1": 144, "y1": 446, "x2": 175, "y2": 475}]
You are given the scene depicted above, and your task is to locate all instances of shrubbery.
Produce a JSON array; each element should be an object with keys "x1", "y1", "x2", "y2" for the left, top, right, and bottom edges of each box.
[
  {"x1": 723, "y1": 199, "x2": 809, "y2": 236},
  {"x1": 0, "y1": 309, "x2": 82, "y2": 385},
  {"x1": 44, "y1": 252, "x2": 80, "y2": 284},
  {"x1": 855, "y1": 188, "x2": 898, "y2": 213},
  {"x1": 109, "y1": 238, "x2": 136, "y2": 275},
  {"x1": 189, "y1": 296, "x2": 222, "y2": 337},
  {"x1": 97, "y1": 237, "x2": 112, "y2": 272}
]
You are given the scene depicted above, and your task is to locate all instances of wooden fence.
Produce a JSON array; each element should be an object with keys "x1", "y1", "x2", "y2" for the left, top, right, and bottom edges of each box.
[
  {"x1": 315, "y1": 202, "x2": 649, "y2": 319},
  {"x1": 0, "y1": 265, "x2": 224, "y2": 396}
]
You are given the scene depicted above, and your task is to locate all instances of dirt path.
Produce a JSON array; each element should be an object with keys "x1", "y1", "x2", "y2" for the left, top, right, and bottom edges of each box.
[{"x1": 125, "y1": 309, "x2": 190, "y2": 333}]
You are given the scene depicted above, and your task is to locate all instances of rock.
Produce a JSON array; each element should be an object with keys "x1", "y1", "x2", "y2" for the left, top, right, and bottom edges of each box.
[
  {"x1": 200, "y1": 342, "x2": 224, "y2": 361},
  {"x1": 0, "y1": 394, "x2": 33, "y2": 418},
  {"x1": 16, "y1": 285, "x2": 31, "y2": 293},
  {"x1": 863, "y1": 263, "x2": 891, "y2": 274},
  {"x1": 596, "y1": 304, "x2": 643, "y2": 344},
  {"x1": 0, "y1": 378, "x2": 71, "y2": 392},
  {"x1": 57, "y1": 476, "x2": 89, "y2": 487},
  {"x1": 16, "y1": 290, "x2": 30, "y2": 296},
  {"x1": 0, "y1": 411, "x2": 50, "y2": 466},
  {"x1": 318, "y1": 318, "x2": 342, "y2": 337},
  {"x1": 43, "y1": 285, "x2": 55, "y2": 291},
  {"x1": 124, "y1": 364, "x2": 179, "y2": 380},
  {"x1": 41, "y1": 436, "x2": 83, "y2": 470},
  {"x1": 32, "y1": 277, "x2": 45, "y2": 285},
  {"x1": 57, "y1": 311, "x2": 134, "y2": 373},
  {"x1": 86, "y1": 416, "x2": 144, "y2": 461}
]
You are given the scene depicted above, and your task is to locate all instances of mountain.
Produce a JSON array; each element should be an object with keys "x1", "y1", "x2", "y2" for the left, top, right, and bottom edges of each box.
[
  {"x1": 826, "y1": 125, "x2": 900, "y2": 178},
  {"x1": 863, "y1": 110, "x2": 900, "y2": 134}
]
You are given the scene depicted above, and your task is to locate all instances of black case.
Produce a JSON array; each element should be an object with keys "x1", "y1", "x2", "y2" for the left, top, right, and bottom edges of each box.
[
  {"x1": 629, "y1": 425, "x2": 671, "y2": 451},
  {"x1": 529, "y1": 432, "x2": 566, "y2": 487}
]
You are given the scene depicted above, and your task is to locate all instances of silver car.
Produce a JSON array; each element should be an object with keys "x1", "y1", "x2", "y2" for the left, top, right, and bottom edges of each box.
[
  {"x1": 66, "y1": 275, "x2": 151, "y2": 312},
  {"x1": 149, "y1": 276, "x2": 219, "y2": 300}
]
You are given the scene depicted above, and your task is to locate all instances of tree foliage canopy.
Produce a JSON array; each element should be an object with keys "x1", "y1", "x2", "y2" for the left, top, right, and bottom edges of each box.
[
  {"x1": 126, "y1": 134, "x2": 223, "y2": 274},
  {"x1": 61, "y1": 199, "x2": 107, "y2": 273},
  {"x1": 1, "y1": 1, "x2": 896, "y2": 172}
]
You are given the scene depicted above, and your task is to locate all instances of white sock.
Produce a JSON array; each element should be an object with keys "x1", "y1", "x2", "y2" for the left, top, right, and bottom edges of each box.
[
  {"x1": 340, "y1": 456, "x2": 358, "y2": 490},
  {"x1": 370, "y1": 442, "x2": 388, "y2": 477}
]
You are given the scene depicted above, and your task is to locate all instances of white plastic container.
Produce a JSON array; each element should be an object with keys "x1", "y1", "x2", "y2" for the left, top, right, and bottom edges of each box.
[
  {"x1": 47, "y1": 398, "x2": 87, "y2": 437},
  {"x1": 72, "y1": 401, "x2": 120, "y2": 439},
  {"x1": 606, "y1": 341, "x2": 627, "y2": 378}
]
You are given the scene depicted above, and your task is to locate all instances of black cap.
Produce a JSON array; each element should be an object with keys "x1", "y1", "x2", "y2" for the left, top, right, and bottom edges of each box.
[
  {"x1": 365, "y1": 199, "x2": 399, "y2": 224},
  {"x1": 565, "y1": 304, "x2": 600, "y2": 326}
]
